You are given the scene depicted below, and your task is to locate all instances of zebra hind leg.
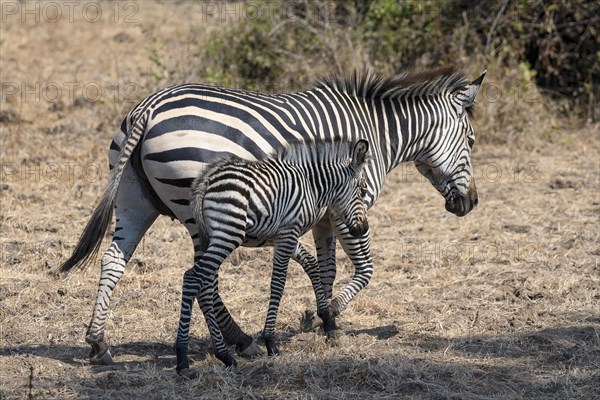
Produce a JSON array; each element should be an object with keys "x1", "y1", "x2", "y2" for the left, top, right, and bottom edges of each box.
[
  {"x1": 85, "y1": 165, "x2": 160, "y2": 364},
  {"x1": 177, "y1": 265, "x2": 236, "y2": 374},
  {"x1": 211, "y1": 278, "x2": 262, "y2": 358},
  {"x1": 86, "y1": 237, "x2": 156, "y2": 363},
  {"x1": 176, "y1": 243, "x2": 241, "y2": 372},
  {"x1": 85, "y1": 243, "x2": 121, "y2": 365}
]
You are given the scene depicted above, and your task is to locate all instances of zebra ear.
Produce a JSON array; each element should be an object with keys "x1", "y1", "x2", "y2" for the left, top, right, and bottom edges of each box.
[
  {"x1": 456, "y1": 70, "x2": 486, "y2": 116},
  {"x1": 352, "y1": 140, "x2": 369, "y2": 171}
]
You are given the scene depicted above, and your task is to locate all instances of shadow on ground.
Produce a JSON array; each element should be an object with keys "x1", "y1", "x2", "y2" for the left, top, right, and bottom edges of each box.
[
  {"x1": 0, "y1": 341, "x2": 180, "y2": 369},
  {"x1": 2, "y1": 324, "x2": 598, "y2": 399}
]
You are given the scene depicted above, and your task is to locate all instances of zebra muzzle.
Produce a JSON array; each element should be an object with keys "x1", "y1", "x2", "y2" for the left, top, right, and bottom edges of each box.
[
  {"x1": 446, "y1": 180, "x2": 478, "y2": 216},
  {"x1": 445, "y1": 193, "x2": 477, "y2": 217}
]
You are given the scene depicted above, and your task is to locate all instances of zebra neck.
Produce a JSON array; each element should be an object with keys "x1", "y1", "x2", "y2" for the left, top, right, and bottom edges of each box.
[
  {"x1": 356, "y1": 96, "x2": 414, "y2": 175},
  {"x1": 379, "y1": 96, "x2": 443, "y2": 172},
  {"x1": 301, "y1": 163, "x2": 346, "y2": 208}
]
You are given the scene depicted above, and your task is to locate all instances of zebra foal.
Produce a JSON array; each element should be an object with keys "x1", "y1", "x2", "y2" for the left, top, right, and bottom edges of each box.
[{"x1": 176, "y1": 140, "x2": 369, "y2": 373}]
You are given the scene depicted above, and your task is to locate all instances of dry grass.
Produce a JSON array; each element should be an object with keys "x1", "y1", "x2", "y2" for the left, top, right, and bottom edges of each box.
[{"x1": 1, "y1": 2, "x2": 599, "y2": 399}]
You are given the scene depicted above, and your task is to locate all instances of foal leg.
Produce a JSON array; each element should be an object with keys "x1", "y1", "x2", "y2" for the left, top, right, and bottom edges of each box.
[
  {"x1": 212, "y1": 277, "x2": 261, "y2": 357},
  {"x1": 293, "y1": 244, "x2": 338, "y2": 334},
  {"x1": 188, "y1": 233, "x2": 258, "y2": 357},
  {"x1": 176, "y1": 246, "x2": 237, "y2": 374},
  {"x1": 262, "y1": 235, "x2": 297, "y2": 356},
  {"x1": 300, "y1": 216, "x2": 337, "y2": 332},
  {"x1": 329, "y1": 218, "x2": 373, "y2": 316}
]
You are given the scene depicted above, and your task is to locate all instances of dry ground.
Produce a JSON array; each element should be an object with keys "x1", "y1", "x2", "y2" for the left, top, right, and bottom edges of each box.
[{"x1": 1, "y1": 2, "x2": 599, "y2": 399}]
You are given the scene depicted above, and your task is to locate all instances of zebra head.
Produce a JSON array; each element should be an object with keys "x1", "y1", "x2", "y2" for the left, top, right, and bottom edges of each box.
[
  {"x1": 331, "y1": 140, "x2": 370, "y2": 237},
  {"x1": 413, "y1": 71, "x2": 486, "y2": 217}
]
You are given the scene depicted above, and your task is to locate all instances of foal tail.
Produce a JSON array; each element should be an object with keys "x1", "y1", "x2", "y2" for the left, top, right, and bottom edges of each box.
[{"x1": 190, "y1": 174, "x2": 210, "y2": 255}]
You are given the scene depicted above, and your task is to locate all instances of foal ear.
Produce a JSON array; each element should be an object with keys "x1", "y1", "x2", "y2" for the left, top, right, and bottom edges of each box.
[{"x1": 352, "y1": 140, "x2": 369, "y2": 171}]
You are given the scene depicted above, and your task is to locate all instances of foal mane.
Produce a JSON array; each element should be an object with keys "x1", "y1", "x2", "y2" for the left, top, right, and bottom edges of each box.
[{"x1": 276, "y1": 139, "x2": 357, "y2": 165}]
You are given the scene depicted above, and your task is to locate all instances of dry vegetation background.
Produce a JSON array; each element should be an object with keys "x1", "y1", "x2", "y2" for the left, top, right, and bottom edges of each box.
[{"x1": 1, "y1": 1, "x2": 599, "y2": 399}]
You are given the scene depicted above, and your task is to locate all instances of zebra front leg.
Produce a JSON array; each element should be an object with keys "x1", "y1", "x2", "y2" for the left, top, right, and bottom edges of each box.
[
  {"x1": 299, "y1": 216, "x2": 337, "y2": 332},
  {"x1": 293, "y1": 244, "x2": 338, "y2": 335},
  {"x1": 262, "y1": 236, "x2": 297, "y2": 356},
  {"x1": 313, "y1": 215, "x2": 337, "y2": 300},
  {"x1": 330, "y1": 219, "x2": 373, "y2": 316}
]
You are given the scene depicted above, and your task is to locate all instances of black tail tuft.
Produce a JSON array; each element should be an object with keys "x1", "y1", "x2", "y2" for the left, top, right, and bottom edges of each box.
[{"x1": 59, "y1": 169, "x2": 119, "y2": 273}]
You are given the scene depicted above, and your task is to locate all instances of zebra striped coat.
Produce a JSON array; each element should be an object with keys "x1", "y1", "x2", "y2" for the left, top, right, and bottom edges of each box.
[
  {"x1": 176, "y1": 140, "x2": 369, "y2": 371},
  {"x1": 60, "y1": 67, "x2": 485, "y2": 365}
]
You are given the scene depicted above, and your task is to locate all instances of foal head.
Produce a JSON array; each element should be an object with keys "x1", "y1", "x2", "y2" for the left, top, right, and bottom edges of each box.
[{"x1": 331, "y1": 140, "x2": 370, "y2": 237}]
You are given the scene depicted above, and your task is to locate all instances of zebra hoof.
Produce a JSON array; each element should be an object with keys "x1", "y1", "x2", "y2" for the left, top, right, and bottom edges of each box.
[
  {"x1": 216, "y1": 353, "x2": 237, "y2": 369},
  {"x1": 300, "y1": 310, "x2": 323, "y2": 332},
  {"x1": 326, "y1": 329, "x2": 344, "y2": 340},
  {"x1": 90, "y1": 348, "x2": 114, "y2": 365},
  {"x1": 328, "y1": 298, "x2": 343, "y2": 317},
  {"x1": 265, "y1": 341, "x2": 280, "y2": 357},
  {"x1": 177, "y1": 368, "x2": 200, "y2": 380},
  {"x1": 237, "y1": 341, "x2": 262, "y2": 358}
]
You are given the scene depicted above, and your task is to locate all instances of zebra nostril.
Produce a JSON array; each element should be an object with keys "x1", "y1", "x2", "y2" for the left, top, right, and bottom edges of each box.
[{"x1": 473, "y1": 197, "x2": 479, "y2": 206}]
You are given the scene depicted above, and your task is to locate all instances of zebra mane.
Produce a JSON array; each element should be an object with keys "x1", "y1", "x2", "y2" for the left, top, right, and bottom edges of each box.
[
  {"x1": 276, "y1": 139, "x2": 358, "y2": 166},
  {"x1": 315, "y1": 66, "x2": 471, "y2": 101}
]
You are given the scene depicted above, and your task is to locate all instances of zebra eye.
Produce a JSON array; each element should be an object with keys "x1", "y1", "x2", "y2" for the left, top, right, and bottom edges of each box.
[
  {"x1": 467, "y1": 137, "x2": 474, "y2": 149},
  {"x1": 359, "y1": 178, "x2": 368, "y2": 197}
]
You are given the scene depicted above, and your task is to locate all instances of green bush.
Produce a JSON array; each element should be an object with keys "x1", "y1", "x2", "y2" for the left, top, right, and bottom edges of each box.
[
  {"x1": 164, "y1": 0, "x2": 598, "y2": 125},
  {"x1": 202, "y1": 8, "x2": 283, "y2": 91}
]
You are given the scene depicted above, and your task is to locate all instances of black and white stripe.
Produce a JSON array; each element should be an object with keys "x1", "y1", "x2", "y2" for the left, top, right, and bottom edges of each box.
[
  {"x1": 60, "y1": 67, "x2": 486, "y2": 364},
  {"x1": 176, "y1": 140, "x2": 369, "y2": 371}
]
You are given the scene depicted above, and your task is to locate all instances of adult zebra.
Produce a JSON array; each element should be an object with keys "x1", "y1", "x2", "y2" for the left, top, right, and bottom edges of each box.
[{"x1": 60, "y1": 66, "x2": 486, "y2": 364}]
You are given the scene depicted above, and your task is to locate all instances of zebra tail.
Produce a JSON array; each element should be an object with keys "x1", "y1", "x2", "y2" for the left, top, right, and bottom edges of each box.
[
  {"x1": 59, "y1": 112, "x2": 148, "y2": 273},
  {"x1": 190, "y1": 175, "x2": 210, "y2": 254}
]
